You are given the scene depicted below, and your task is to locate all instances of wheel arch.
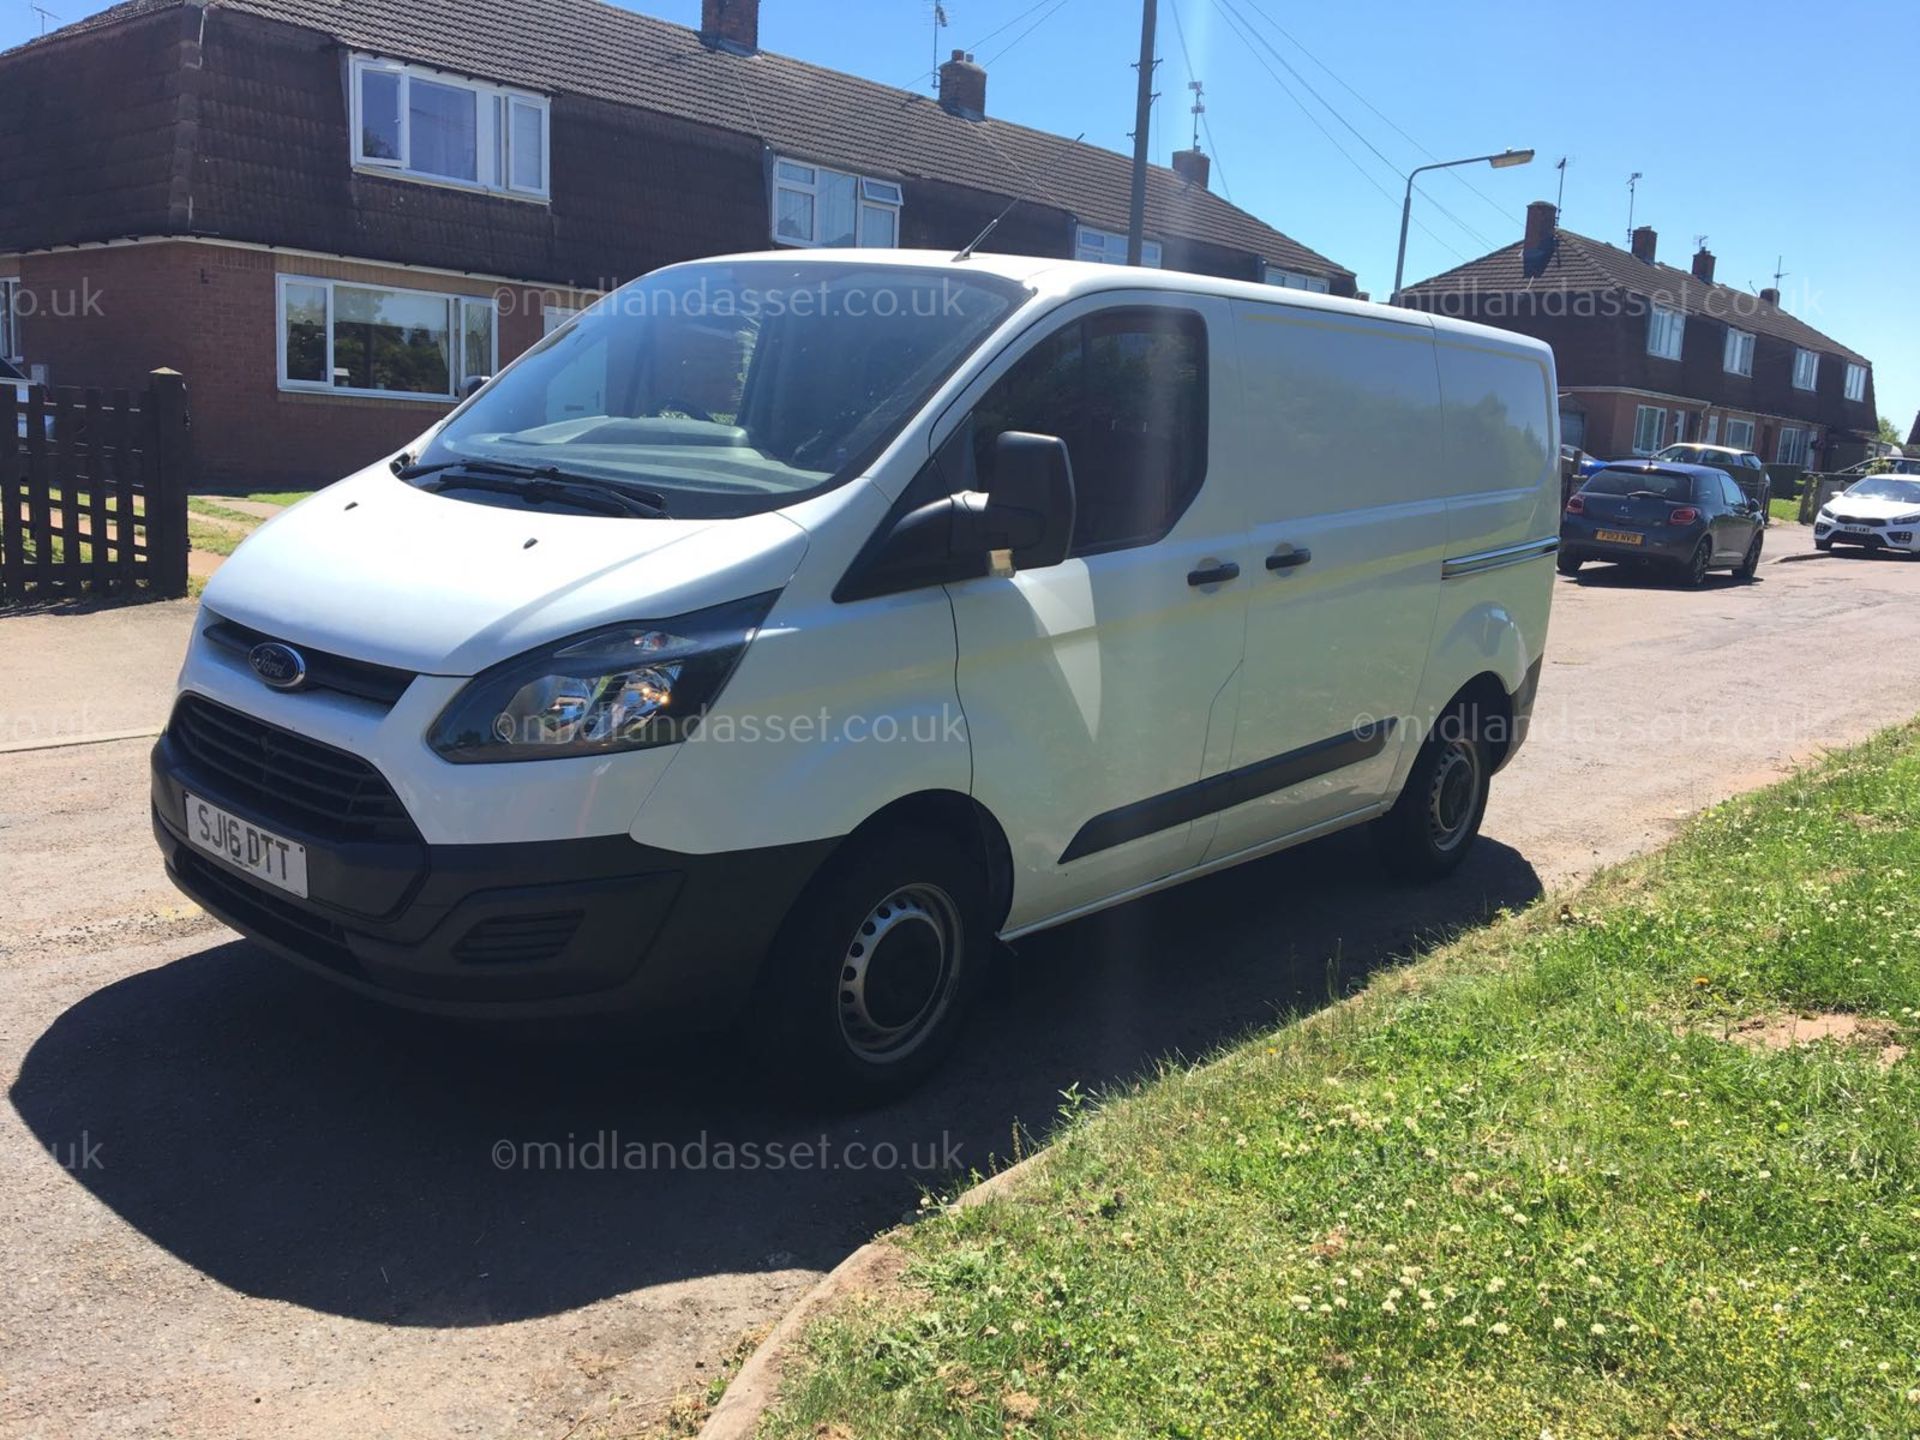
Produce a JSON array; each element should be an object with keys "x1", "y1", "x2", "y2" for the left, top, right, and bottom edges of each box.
[{"x1": 846, "y1": 788, "x2": 1016, "y2": 932}]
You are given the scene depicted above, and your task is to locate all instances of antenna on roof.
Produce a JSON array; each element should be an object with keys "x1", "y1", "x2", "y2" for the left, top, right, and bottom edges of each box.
[
  {"x1": 1554, "y1": 156, "x2": 1568, "y2": 221},
  {"x1": 31, "y1": 3, "x2": 61, "y2": 34},
  {"x1": 1772, "y1": 255, "x2": 1789, "y2": 290},
  {"x1": 1187, "y1": 79, "x2": 1205, "y2": 151},
  {"x1": 930, "y1": 2, "x2": 948, "y2": 99},
  {"x1": 1625, "y1": 172, "x2": 1642, "y2": 244},
  {"x1": 954, "y1": 195, "x2": 1021, "y2": 262}
]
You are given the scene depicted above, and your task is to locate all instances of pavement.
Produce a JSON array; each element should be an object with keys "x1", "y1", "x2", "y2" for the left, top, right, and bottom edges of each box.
[{"x1": 4, "y1": 536, "x2": 1920, "y2": 1439}]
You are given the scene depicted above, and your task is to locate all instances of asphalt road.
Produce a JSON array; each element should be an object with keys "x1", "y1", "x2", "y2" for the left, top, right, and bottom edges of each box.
[{"x1": 4, "y1": 541, "x2": 1920, "y2": 1439}]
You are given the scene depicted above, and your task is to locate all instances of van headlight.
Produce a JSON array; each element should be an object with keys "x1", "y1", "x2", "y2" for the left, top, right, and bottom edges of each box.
[{"x1": 428, "y1": 593, "x2": 776, "y2": 763}]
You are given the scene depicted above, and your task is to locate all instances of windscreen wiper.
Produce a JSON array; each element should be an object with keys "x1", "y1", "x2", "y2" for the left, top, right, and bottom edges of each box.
[{"x1": 399, "y1": 458, "x2": 670, "y2": 517}]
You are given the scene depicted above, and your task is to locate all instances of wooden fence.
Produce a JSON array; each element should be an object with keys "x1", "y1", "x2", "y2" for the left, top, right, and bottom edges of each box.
[{"x1": 0, "y1": 369, "x2": 192, "y2": 603}]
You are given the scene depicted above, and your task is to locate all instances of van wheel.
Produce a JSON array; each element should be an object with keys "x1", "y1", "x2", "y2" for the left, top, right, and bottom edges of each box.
[
  {"x1": 756, "y1": 824, "x2": 986, "y2": 1105},
  {"x1": 1737, "y1": 531, "x2": 1763, "y2": 581},
  {"x1": 1556, "y1": 551, "x2": 1582, "y2": 576},
  {"x1": 1374, "y1": 703, "x2": 1490, "y2": 881}
]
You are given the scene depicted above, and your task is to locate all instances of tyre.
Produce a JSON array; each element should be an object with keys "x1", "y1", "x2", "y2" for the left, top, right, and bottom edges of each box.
[
  {"x1": 1736, "y1": 531, "x2": 1763, "y2": 581},
  {"x1": 1373, "y1": 702, "x2": 1491, "y2": 882},
  {"x1": 755, "y1": 823, "x2": 987, "y2": 1105},
  {"x1": 1680, "y1": 537, "x2": 1713, "y2": 588},
  {"x1": 1556, "y1": 550, "x2": 1583, "y2": 576}
]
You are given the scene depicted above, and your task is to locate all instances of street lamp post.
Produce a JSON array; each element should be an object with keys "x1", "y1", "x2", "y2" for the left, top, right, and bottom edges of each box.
[{"x1": 1391, "y1": 148, "x2": 1535, "y2": 305}]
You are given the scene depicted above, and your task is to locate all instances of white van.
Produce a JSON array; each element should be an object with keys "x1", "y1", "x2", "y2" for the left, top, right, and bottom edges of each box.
[{"x1": 152, "y1": 251, "x2": 1558, "y2": 1099}]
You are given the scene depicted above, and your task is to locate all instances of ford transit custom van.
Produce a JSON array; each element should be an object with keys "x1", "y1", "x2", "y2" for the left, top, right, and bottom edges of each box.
[{"x1": 152, "y1": 251, "x2": 1558, "y2": 1099}]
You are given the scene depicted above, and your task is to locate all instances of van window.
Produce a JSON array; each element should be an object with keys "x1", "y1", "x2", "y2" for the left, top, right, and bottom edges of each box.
[
  {"x1": 416, "y1": 261, "x2": 1026, "y2": 519},
  {"x1": 966, "y1": 307, "x2": 1208, "y2": 556}
]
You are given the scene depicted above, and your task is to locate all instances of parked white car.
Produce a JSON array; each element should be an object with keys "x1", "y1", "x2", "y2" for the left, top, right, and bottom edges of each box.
[
  {"x1": 1814, "y1": 476, "x2": 1920, "y2": 556},
  {"x1": 151, "y1": 250, "x2": 1560, "y2": 1099}
]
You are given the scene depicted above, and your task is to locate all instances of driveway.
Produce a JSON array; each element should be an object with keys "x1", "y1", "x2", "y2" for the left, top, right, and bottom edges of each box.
[{"x1": 4, "y1": 543, "x2": 1920, "y2": 1439}]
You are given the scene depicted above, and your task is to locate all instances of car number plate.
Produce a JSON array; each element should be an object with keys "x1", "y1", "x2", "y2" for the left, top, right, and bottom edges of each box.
[
  {"x1": 1595, "y1": 529, "x2": 1643, "y2": 545},
  {"x1": 183, "y1": 791, "x2": 308, "y2": 897},
  {"x1": 1841, "y1": 525, "x2": 1874, "y2": 535}
]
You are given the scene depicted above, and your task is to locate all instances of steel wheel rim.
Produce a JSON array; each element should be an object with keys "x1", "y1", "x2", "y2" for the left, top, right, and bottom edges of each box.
[
  {"x1": 1426, "y1": 739, "x2": 1482, "y2": 853},
  {"x1": 837, "y1": 882, "x2": 963, "y2": 1063}
]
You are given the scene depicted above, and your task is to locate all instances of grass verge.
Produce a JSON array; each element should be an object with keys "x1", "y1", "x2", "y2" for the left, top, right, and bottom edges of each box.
[
  {"x1": 770, "y1": 724, "x2": 1920, "y2": 1438},
  {"x1": 1771, "y1": 497, "x2": 1805, "y2": 525}
]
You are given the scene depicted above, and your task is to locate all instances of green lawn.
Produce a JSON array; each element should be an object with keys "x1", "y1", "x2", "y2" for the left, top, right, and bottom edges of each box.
[
  {"x1": 1771, "y1": 497, "x2": 1804, "y2": 524},
  {"x1": 770, "y1": 726, "x2": 1920, "y2": 1438}
]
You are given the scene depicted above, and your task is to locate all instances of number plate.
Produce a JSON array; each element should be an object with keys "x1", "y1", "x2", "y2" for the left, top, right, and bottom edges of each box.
[
  {"x1": 1594, "y1": 529, "x2": 1643, "y2": 545},
  {"x1": 1841, "y1": 525, "x2": 1874, "y2": 535},
  {"x1": 183, "y1": 792, "x2": 309, "y2": 898}
]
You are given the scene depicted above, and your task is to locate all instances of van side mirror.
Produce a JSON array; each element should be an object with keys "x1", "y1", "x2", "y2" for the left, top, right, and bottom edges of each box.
[{"x1": 970, "y1": 431, "x2": 1076, "y2": 571}]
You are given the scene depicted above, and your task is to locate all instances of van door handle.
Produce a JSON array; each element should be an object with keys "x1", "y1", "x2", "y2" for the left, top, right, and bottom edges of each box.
[
  {"x1": 1186, "y1": 561, "x2": 1240, "y2": 587},
  {"x1": 1266, "y1": 547, "x2": 1312, "y2": 570}
]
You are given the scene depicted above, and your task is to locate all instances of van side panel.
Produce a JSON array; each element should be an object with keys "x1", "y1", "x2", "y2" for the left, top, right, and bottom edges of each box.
[
  {"x1": 1199, "y1": 302, "x2": 1448, "y2": 860},
  {"x1": 1395, "y1": 335, "x2": 1559, "y2": 783}
]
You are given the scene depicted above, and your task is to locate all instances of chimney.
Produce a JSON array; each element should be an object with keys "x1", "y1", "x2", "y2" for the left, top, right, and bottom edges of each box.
[
  {"x1": 938, "y1": 49, "x2": 986, "y2": 119},
  {"x1": 700, "y1": 0, "x2": 758, "y2": 54},
  {"x1": 1521, "y1": 199, "x2": 1556, "y2": 277},
  {"x1": 1171, "y1": 147, "x2": 1210, "y2": 189},
  {"x1": 1630, "y1": 225, "x2": 1657, "y2": 264},
  {"x1": 1760, "y1": 287, "x2": 1780, "y2": 307},
  {"x1": 1691, "y1": 246, "x2": 1716, "y2": 284}
]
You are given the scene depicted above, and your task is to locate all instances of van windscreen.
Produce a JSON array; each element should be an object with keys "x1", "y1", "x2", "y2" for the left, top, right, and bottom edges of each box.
[{"x1": 413, "y1": 262, "x2": 1027, "y2": 518}]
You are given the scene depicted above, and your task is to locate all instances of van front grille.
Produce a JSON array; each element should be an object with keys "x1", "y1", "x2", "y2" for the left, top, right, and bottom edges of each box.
[
  {"x1": 453, "y1": 912, "x2": 585, "y2": 966},
  {"x1": 169, "y1": 695, "x2": 419, "y2": 844}
]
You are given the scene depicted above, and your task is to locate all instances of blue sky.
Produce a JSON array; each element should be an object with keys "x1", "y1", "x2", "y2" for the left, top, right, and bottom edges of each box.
[{"x1": 6, "y1": 0, "x2": 1915, "y2": 433}]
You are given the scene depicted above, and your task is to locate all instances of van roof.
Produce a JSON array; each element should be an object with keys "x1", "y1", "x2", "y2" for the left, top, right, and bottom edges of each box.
[{"x1": 665, "y1": 248, "x2": 1554, "y2": 359}]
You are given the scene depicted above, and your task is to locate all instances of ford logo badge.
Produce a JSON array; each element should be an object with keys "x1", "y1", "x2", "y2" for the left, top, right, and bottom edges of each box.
[{"x1": 247, "y1": 641, "x2": 308, "y2": 691}]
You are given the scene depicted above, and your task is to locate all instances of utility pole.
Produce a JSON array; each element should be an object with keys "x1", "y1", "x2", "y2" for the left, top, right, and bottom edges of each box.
[{"x1": 1126, "y1": 0, "x2": 1158, "y2": 266}]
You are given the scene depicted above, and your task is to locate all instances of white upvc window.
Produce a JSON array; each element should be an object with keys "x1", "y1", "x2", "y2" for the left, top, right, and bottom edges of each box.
[
  {"x1": 1075, "y1": 225, "x2": 1163, "y2": 268},
  {"x1": 277, "y1": 275, "x2": 497, "y2": 401},
  {"x1": 1722, "y1": 327, "x2": 1754, "y2": 376},
  {"x1": 1632, "y1": 404, "x2": 1666, "y2": 455},
  {"x1": 1646, "y1": 305, "x2": 1685, "y2": 360},
  {"x1": 1262, "y1": 264, "x2": 1331, "y2": 293},
  {"x1": 542, "y1": 302, "x2": 583, "y2": 337},
  {"x1": 1777, "y1": 425, "x2": 1810, "y2": 467},
  {"x1": 351, "y1": 55, "x2": 550, "y2": 200},
  {"x1": 1725, "y1": 417, "x2": 1755, "y2": 450},
  {"x1": 1704, "y1": 412, "x2": 1719, "y2": 445},
  {"x1": 770, "y1": 159, "x2": 902, "y2": 247},
  {"x1": 0, "y1": 278, "x2": 18, "y2": 360},
  {"x1": 1844, "y1": 362, "x2": 1867, "y2": 402},
  {"x1": 1792, "y1": 348, "x2": 1819, "y2": 391}
]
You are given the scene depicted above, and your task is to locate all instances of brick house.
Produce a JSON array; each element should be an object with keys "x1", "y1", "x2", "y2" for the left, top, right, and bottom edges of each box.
[
  {"x1": 1400, "y1": 202, "x2": 1879, "y2": 474},
  {"x1": 0, "y1": 0, "x2": 1356, "y2": 488}
]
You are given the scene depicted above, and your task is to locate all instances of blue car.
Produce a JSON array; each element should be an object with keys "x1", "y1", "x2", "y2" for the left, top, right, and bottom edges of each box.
[{"x1": 1558, "y1": 462, "x2": 1766, "y2": 586}]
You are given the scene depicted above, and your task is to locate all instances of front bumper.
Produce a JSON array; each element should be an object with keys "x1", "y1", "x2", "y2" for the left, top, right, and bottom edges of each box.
[
  {"x1": 1814, "y1": 520, "x2": 1919, "y2": 552},
  {"x1": 151, "y1": 728, "x2": 836, "y2": 1020}
]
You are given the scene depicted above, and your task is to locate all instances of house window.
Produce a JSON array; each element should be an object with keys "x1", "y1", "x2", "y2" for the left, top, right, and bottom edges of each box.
[
  {"x1": 0, "y1": 278, "x2": 18, "y2": 361},
  {"x1": 1725, "y1": 417, "x2": 1755, "y2": 451},
  {"x1": 542, "y1": 303, "x2": 582, "y2": 337},
  {"x1": 277, "y1": 275, "x2": 497, "y2": 400},
  {"x1": 1075, "y1": 225, "x2": 1163, "y2": 268},
  {"x1": 1632, "y1": 404, "x2": 1666, "y2": 455},
  {"x1": 1646, "y1": 305, "x2": 1685, "y2": 360},
  {"x1": 1777, "y1": 425, "x2": 1810, "y2": 467},
  {"x1": 1704, "y1": 413, "x2": 1719, "y2": 444},
  {"x1": 1844, "y1": 362, "x2": 1867, "y2": 403},
  {"x1": 1792, "y1": 348, "x2": 1819, "y2": 391},
  {"x1": 350, "y1": 56, "x2": 550, "y2": 200},
  {"x1": 770, "y1": 159, "x2": 901, "y2": 247},
  {"x1": 1722, "y1": 328, "x2": 1754, "y2": 376},
  {"x1": 1262, "y1": 265, "x2": 1331, "y2": 293}
]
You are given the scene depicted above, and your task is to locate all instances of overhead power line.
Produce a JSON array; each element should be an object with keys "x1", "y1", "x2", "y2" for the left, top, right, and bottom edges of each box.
[
  {"x1": 1165, "y1": 0, "x2": 1234, "y2": 201},
  {"x1": 1230, "y1": 0, "x2": 1522, "y2": 232}
]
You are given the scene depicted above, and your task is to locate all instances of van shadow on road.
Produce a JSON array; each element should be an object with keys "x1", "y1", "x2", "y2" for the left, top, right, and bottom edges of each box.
[{"x1": 11, "y1": 827, "x2": 1538, "y2": 1328}]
